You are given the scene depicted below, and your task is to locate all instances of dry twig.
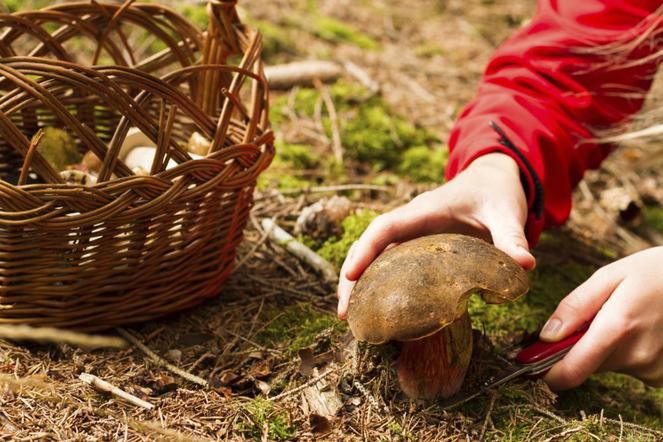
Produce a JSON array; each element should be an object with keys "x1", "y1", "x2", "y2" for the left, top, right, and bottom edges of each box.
[
  {"x1": 0, "y1": 374, "x2": 54, "y2": 393},
  {"x1": 541, "y1": 426, "x2": 588, "y2": 442},
  {"x1": 79, "y1": 373, "x2": 155, "y2": 410},
  {"x1": 0, "y1": 324, "x2": 126, "y2": 349},
  {"x1": 261, "y1": 218, "x2": 338, "y2": 283},
  {"x1": 315, "y1": 79, "x2": 344, "y2": 164},
  {"x1": 279, "y1": 184, "x2": 390, "y2": 195},
  {"x1": 269, "y1": 367, "x2": 334, "y2": 401},
  {"x1": 342, "y1": 61, "x2": 379, "y2": 94},
  {"x1": 480, "y1": 390, "x2": 498, "y2": 441},
  {"x1": 602, "y1": 416, "x2": 663, "y2": 437},
  {"x1": 116, "y1": 328, "x2": 208, "y2": 387},
  {"x1": 525, "y1": 403, "x2": 568, "y2": 425},
  {"x1": 266, "y1": 60, "x2": 343, "y2": 89}
]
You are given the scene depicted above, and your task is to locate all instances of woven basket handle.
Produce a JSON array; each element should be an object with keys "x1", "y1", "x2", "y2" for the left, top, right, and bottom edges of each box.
[{"x1": 197, "y1": 0, "x2": 245, "y2": 114}]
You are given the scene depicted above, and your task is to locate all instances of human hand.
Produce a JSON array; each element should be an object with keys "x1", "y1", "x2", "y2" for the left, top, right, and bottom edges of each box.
[
  {"x1": 336, "y1": 152, "x2": 536, "y2": 319},
  {"x1": 541, "y1": 246, "x2": 663, "y2": 390}
]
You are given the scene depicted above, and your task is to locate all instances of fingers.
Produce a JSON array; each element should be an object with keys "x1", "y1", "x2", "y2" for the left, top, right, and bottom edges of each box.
[
  {"x1": 485, "y1": 215, "x2": 536, "y2": 271},
  {"x1": 343, "y1": 198, "x2": 442, "y2": 282},
  {"x1": 543, "y1": 293, "x2": 629, "y2": 390},
  {"x1": 336, "y1": 275, "x2": 355, "y2": 320},
  {"x1": 539, "y1": 264, "x2": 624, "y2": 342},
  {"x1": 336, "y1": 242, "x2": 358, "y2": 320}
]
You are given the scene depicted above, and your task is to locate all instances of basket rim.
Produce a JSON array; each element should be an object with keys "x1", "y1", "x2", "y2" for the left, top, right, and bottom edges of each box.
[{"x1": 0, "y1": 0, "x2": 274, "y2": 226}]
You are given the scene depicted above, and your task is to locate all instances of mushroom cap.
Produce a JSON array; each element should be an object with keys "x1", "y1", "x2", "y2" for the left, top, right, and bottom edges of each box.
[{"x1": 347, "y1": 233, "x2": 529, "y2": 344}]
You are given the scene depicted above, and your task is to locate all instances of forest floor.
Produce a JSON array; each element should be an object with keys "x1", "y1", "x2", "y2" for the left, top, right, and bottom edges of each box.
[{"x1": 2, "y1": 0, "x2": 663, "y2": 440}]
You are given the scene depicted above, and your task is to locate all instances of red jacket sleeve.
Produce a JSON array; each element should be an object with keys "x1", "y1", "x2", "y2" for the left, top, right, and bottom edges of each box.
[{"x1": 445, "y1": 0, "x2": 662, "y2": 246}]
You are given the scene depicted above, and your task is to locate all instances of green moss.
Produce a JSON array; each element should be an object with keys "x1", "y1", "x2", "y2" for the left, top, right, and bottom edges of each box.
[
  {"x1": 397, "y1": 145, "x2": 448, "y2": 183},
  {"x1": 133, "y1": 31, "x2": 168, "y2": 58},
  {"x1": 311, "y1": 16, "x2": 379, "y2": 50},
  {"x1": 338, "y1": 105, "x2": 436, "y2": 169},
  {"x1": 332, "y1": 82, "x2": 438, "y2": 169},
  {"x1": 176, "y1": 4, "x2": 209, "y2": 29},
  {"x1": 271, "y1": 81, "x2": 439, "y2": 171},
  {"x1": 269, "y1": 88, "x2": 317, "y2": 127},
  {"x1": 414, "y1": 43, "x2": 447, "y2": 58},
  {"x1": 255, "y1": 303, "x2": 346, "y2": 354},
  {"x1": 643, "y1": 206, "x2": 663, "y2": 233},
  {"x1": 329, "y1": 79, "x2": 372, "y2": 102},
  {"x1": 249, "y1": 19, "x2": 298, "y2": 60},
  {"x1": 275, "y1": 141, "x2": 318, "y2": 169},
  {"x1": 558, "y1": 373, "x2": 663, "y2": 429},
  {"x1": 240, "y1": 397, "x2": 296, "y2": 441},
  {"x1": 38, "y1": 127, "x2": 81, "y2": 171},
  {"x1": 338, "y1": 86, "x2": 438, "y2": 170},
  {"x1": 323, "y1": 158, "x2": 347, "y2": 182},
  {"x1": 385, "y1": 420, "x2": 414, "y2": 441},
  {"x1": 371, "y1": 172, "x2": 400, "y2": 187},
  {"x1": 270, "y1": 80, "x2": 368, "y2": 125},
  {"x1": 257, "y1": 170, "x2": 310, "y2": 191},
  {"x1": 257, "y1": 141, "x2": 319, "y2": 191},
  {"x1": 2, "y1": 0, "x2": 51, "y2": 12},
  {"x1": 297, "y1": 234, "x2": 318, "y2": 251},
  {"x1": 316, "y1": 210, "x2": 378, "y2": 269}
]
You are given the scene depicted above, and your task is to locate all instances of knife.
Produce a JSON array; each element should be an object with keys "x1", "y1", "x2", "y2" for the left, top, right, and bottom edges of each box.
[{"x1": 442, "y1": 320, "x2": 592, "y2": 409}]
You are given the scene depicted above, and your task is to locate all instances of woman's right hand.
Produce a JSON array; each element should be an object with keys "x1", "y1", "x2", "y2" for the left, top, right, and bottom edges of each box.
[{"x1": 337, "y1": 152, "x2": 536, "y2": 319}]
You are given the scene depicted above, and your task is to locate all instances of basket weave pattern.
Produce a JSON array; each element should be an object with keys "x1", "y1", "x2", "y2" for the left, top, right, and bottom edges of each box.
[{"x1": 0, "y1": 1, "x2": 274, "y2": 330}]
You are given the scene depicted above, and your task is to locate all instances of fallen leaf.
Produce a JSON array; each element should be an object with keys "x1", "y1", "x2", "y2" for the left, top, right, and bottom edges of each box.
[
  {"x1": 309, "y1": 413, "x2": 332, "y2": 434},
  {"x1": 299, "y1": 348, "x2": 315, "y2": 376},
  {"x1": 151, "y1": 373, "x2": 178, "y2": 394},
  {"x1": 303, "y1": 383, "x2": 342, "y2": 418},
  {"x1": 219, "y1": 371, "x2": 240, "y2": 385},
  {"x1": 127, "y1": 385, "x2": 153, "y2": 401},
  {"x1": 214, "y1": 386, "x2": 234, "y2": 398},
  {"x1": 248, "y1": 361, "x2": 272, "y2": 379},
  {"x1": 255, "y1": 379, "x2": 271, "y2": 395}
]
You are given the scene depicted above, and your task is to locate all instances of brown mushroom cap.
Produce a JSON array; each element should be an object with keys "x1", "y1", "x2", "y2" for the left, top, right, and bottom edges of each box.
[{"x1": 347, "y1": 233, "x2": 529, "y2": 344}]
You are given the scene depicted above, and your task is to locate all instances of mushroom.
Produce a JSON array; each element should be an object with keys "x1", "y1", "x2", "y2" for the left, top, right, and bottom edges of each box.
[
  {"x1": 59, "y1": 169, "x2": 97, "y2": 186},
  {"x1": 123, "y1": 146, "x2": 202, "y2": 174},
  {"x1": 346, "y1": 233, "x2": 529, "y2": 400},
  {"x1": 187, "y1": 131, "x2": 212, "y2": 156}
]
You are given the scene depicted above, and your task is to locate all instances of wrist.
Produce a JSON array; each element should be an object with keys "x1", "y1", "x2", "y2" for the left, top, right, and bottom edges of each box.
[
  {"x1": 467, "y1": 152, "x2": 520, "y2": 177},
  {"x1": 467, "y1": 152, "x2": 529, "y2": 211}
]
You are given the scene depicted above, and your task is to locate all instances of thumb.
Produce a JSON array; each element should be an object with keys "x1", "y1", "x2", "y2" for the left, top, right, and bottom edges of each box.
[
  {"x1": 486, "y1": 215, "x2": 536, "y2": 271},
  {"x1": 539, "y1": 264, "x2": 624, "y2": 342}
]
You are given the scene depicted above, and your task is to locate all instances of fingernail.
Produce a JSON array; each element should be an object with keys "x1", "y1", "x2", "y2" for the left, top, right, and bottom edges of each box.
[
  {"x1": 516, "y1": 246, "x2": 536, "y2": 269},
  {"x1": 337, "y1": 302, "x2": 347, "y2": 320},
  {"x1": 540, "y1": 318, "x2": 562, "y2": 341}
]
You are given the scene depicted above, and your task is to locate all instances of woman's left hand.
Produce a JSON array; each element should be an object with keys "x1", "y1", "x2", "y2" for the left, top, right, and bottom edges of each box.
[{"x1": 540, "y1": 246, "x2": 663, "y2": 390}]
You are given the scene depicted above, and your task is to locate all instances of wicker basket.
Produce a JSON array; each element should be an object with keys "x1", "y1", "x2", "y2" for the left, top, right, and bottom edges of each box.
[{"x1": 0, "y1": 1, "x2": 274, "y2": 331}]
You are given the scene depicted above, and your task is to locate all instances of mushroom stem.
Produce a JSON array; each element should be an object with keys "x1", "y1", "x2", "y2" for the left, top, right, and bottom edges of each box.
[{"x1": 397, "y1": 311, "x2": 473, "y2": 399}]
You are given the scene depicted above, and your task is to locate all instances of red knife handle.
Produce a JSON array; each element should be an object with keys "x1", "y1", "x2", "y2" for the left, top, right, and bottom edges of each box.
[{"x1": 515, "y1": 321, "x2": 592, "y2": 366}]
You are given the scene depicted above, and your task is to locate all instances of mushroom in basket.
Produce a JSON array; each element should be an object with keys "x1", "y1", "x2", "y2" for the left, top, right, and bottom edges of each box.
[
  {"x1": 69, "y1": 128, "x2": 207, "y2": 181},
  {"x1": 346, "y1": 233, "x2": 529, "y2": 400}
]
